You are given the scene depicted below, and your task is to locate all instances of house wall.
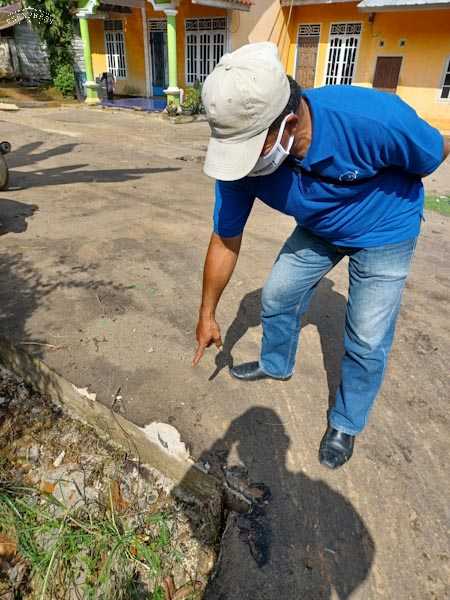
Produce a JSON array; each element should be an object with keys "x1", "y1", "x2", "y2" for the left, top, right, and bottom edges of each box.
[
  {"x1": 369, "y1": 9, "x2": 450, "y2": 130},
  {"x1": 89, "y1": 8, "x2": 146, "y2": 96},
  {"x1": 148, "y1": 0, "x2": 227, "y2": 90},
  {"x1": 87, "y1": 1, "x2": 227, "y2": 97},
  {"x1": 89, "y1": 19, "x2": 108, "y2": 83},
  {"x1": 14, "y1": 21, "x2": 51, "y2": 81},
  {"x1": 284, "y1": 3, "x2": 373, "y2": 86},
  {"x1": 283, "y1": 3, "x2": 450, "y2": 129},
  {"x1": 230, "y1": 0, "x2": 289, "y2": 60}
]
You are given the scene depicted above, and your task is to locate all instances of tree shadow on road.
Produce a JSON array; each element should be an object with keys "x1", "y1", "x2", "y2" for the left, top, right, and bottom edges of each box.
[
  {"x1": 174, "y1": 406, "x2": 375, "y2": 599},
  {"x1": 0, "y1": 198, "x2": 38, "y2": 236},
  {"x1": 4, "y1": 140, "x2": 180, "y2": 190},
  {"x1": 209, "y1": 279, "x2": 346, "y2": 409},
  {"x1": 0, "y1": 251, "x2": 136, "y2": 358},
  {"x1": 6, "y1": 141, "x2": 79, "y2": 170}
]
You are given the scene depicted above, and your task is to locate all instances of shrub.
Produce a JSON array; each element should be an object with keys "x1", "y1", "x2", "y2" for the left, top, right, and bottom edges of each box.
[
  {"x1": 53, "y1": 64, "x2": 75, "y2": 98},
  {"x1": 181, "y1": 81, "x2": 203, "y2": 115},
  {"x1": 166, "y1": 100, "x2": 179, "y2": 116}
]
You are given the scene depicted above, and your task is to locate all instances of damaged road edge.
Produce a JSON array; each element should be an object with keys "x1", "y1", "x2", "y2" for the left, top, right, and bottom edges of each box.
[{"x1": 0, "y1": 335, "x2": 222, "y2": 516}]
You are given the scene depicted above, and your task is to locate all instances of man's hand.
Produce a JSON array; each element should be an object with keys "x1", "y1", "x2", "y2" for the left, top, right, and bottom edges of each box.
[
  {"x1": 193, "y1": 315, "x2": 222, "y2": 366},
  {"x1": 192, "y1": 233, "x2": 242, "y2": 367}
]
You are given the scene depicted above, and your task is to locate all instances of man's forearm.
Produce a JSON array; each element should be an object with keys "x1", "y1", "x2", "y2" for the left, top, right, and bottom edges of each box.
[
  {"x1": 444, "y1": 135, "x2": 450, "y2": 160},
  {"x1": 200, "y1": 233, "x2": 242, "y2": 317}
]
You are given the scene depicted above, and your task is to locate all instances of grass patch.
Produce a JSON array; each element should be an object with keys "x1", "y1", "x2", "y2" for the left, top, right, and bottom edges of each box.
[
  {"x1": 425, "y1": 195, "x2": 450, "y2": 216},
  {"x1": 0, "y1": 477, "x2": 171, "y2": 599}
]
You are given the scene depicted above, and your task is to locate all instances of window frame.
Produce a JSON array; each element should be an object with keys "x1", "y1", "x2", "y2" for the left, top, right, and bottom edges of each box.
[
  {"x1": 104, "y1": 19, "x2": 128, "y2": 80},
  {"x1": 323, "y1": 21, "x2": 363, "y2": 86},
  {"x1": 184, "y1": 17, "x2": 228, "y2": 86}
]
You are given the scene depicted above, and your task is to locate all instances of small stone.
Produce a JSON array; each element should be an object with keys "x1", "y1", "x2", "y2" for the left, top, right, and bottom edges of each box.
[
  {"x1": 53, "y1": 450, "x2": 65, "y2": 467},
  {"x1": 0, "y1": 102, "x2": 19, "y2": 111},
  {"x1": 146, "y1": 490, "x2": 159, "y2": 504},
  {"x1": 28, "y1": 446, "x2": 40, "y2": 463}
]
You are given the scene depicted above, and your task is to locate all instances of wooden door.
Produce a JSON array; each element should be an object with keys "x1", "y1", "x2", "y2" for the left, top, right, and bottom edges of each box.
[
  {"x1": 296, "y1": 34, "x2": 320, "y2": 89},
  {"x1": 373, "y1": 56, "x2": 403, "y2": 92}
]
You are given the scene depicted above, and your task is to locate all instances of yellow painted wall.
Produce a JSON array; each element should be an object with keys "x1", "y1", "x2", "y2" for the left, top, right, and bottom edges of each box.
[
  {"x1": 369, "y1": 10, "x2": 450, "y2": 129},
  {"x1": 90, "y1": 18, "x2": 108, "y2": 80},
  {"x1": 89, "y1": 8, "x2": 147, "y2": 96},
  {"x1": 230, "y1": 0, "x2": 292, "y2": 68},
  {"x1": 284, "y1": 3, "x2": 450, "y2": 129},
  {"x1": 230, "y1": 0, "x2": 285, "y2": 50},
  {"x1": 87, "y1": 1, "x2": 227, "y2": 97}
]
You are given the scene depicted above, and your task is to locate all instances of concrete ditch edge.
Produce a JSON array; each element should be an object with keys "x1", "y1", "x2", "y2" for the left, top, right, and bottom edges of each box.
[{"x1": 0, "y1": 336, "x2": 222, "y2": 508}]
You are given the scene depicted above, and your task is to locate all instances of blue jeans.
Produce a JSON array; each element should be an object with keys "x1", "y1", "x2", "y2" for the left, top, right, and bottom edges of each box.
[{"x1": 259, "y1": 226, "x2": 418, "y2": 435}]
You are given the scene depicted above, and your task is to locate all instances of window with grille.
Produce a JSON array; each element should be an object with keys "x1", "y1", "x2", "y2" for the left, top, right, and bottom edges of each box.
[
  {"x1": 295, "y1": 24, "x2": 321, "y2": 89},
  {"x1": 325, "y1": 23, "x2": 361, "y2": 86},
  {"x1": 104, "y1": 20, "x2": 127, "y2": 79},
  {"x1": 185, "y1": 18, "x2": 227, "y2": 85},
  {"x1": 441, "y1": 57, "x2": 450, "y2": 99}
]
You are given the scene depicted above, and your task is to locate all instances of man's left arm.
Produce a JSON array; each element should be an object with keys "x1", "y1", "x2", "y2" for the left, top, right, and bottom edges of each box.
[{"x1": 380, "y1": 98, "x2": 448, "y2": 177}]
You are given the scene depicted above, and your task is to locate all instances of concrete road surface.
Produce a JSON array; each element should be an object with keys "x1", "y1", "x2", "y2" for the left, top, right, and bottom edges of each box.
[{"x1": 0, "y1": 106, "x2": 449, "y2": 599}]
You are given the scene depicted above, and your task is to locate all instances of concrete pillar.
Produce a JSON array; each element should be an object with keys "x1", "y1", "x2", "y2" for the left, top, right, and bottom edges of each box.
[
  {"x1": 141, "y1": 7, "x2": 151, "y2": 97},
  {"x1": 78, "y1": 1, "x2": 99, "y2": 104},
  {"x1": 164, "y1": 9, "x2": 180, "y2": 105}
]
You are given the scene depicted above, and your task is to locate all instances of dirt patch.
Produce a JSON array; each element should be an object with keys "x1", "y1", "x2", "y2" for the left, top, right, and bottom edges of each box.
[{"x1": 0, "y1": 83, "x2": 76, "y2": 107}]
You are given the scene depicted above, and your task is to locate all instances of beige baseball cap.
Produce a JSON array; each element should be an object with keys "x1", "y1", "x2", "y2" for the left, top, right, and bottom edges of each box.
[{"x1": 202, "y1": 42, "x2": 290, "y2": 181}]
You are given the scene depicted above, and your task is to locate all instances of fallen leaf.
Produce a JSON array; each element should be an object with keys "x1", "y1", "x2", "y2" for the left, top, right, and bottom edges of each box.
[
  {"x1": 40, "y1": 481, "x2": 56, "y2": 494},
  {"x1": 0, "y1": 534, "x2": 17, "y2": 558},
  {"x1": 110, "y1": 480, "x2": 128, "y2": 513}
]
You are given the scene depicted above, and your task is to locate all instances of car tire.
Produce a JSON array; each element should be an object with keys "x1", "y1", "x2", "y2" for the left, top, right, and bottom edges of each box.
[{"x1": 0, "y1": 155, "x2": 9, "y2": 191}]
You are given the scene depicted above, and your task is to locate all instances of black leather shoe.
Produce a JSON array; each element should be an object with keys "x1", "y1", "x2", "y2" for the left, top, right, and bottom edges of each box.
[
  {"x1": 319, "y1": 426, "x2": 355, "y2": 469},
  {"x1": 230, "y1": 361, "x2": 291, "y2": 382}
]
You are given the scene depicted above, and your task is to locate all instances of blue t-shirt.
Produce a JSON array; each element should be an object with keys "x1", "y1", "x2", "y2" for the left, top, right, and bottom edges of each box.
[{"x1": 213, "y1": 86, "x2": 444, "y2": 247}]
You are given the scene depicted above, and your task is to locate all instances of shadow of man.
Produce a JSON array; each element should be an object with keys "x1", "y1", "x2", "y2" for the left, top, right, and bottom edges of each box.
[
  {"x1": 6, "y1": 141, "x2": 78, "y2": 170},
  {"x1": 209, "y1": 288, "x2": 262, "y2": 380},
  {"x1": 210, "y1": 279, "x2": 347, "y2": 411},
  {"x1": 180, "y1": 407, "x2": 375, "y2": 600}
]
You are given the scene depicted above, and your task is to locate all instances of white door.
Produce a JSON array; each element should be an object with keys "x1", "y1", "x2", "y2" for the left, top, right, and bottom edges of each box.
[
  {"x1": 185, "y1": 18, "x2": 227, "y2": 85},
  {"x1": 325, "y1": 23, "x2": 361, "y2": 85}
]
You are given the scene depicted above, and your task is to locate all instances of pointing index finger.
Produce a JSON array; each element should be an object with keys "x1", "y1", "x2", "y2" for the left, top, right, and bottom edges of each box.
[{"x1": 192, "y1": 343, "x2": 206, "y2": 367}]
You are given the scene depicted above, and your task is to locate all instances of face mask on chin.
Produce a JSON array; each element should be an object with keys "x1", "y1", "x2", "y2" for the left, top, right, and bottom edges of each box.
[{"x1": 248, "y1": 113, "x2": 294, "y2": 177}]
